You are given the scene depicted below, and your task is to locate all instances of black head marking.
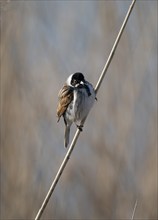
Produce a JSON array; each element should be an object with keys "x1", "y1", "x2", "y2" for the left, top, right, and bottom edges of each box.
[{"x1": 71, "y1": 72, "x2": 85, "y2": 86}]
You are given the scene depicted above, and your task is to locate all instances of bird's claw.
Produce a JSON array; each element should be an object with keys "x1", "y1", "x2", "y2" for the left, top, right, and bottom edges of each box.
[{"x1": 77, "y1": 125, "x2": 83, "y2": 131}]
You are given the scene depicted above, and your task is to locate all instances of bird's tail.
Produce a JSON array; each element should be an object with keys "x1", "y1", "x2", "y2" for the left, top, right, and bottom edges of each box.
[{"x1": 64, "y1": 125, "x2": 70, "y2": 148}]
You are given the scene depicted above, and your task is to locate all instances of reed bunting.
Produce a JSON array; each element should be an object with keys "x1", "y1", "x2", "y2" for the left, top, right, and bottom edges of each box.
[{"x1": 57, "y1": 72, "x2": 96, "y2": 148}]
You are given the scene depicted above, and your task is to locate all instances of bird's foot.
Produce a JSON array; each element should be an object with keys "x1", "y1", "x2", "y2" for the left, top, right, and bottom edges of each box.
[{"x1": 77, "y1": 125, "x2": 83, "y2": 131}]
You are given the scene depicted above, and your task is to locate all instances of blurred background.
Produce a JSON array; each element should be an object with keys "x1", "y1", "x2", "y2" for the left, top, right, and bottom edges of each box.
[{"x1": 0, "y1": 0, "x2": 157, "y2": 219}]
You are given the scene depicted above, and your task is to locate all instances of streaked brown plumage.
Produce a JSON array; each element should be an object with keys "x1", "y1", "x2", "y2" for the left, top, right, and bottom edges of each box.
[{"x1": 57, "y1": 84, "x2": 73, "y2": 122}]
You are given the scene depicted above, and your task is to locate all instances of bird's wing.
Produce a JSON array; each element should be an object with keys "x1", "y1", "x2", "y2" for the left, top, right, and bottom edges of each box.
[{"x1": 57, "y1": 84, "x2": 73, "y2": 121}]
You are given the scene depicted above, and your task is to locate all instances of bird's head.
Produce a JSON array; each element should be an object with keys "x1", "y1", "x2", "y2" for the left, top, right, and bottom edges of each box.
[{"x1": 67, "y1": 72, "x2": 85, "y2": 87}]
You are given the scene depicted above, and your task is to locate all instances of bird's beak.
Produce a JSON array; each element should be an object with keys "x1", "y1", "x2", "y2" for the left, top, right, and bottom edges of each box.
[{"x1": 80, "y1": 80, "x2": 85, "y2": 85}]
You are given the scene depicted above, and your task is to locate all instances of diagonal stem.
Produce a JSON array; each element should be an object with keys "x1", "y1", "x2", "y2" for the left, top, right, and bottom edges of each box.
[
  {"x1": 35, "y1": 1, "x2": 136, "y2": 219},
  {"x1": 95, "y1": 0, "x2": 136, "y2": 94}
]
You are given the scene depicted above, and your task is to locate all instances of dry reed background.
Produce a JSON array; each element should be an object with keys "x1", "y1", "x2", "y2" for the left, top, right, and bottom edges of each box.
[{"x1": 0, "y1": 0, "x2": 157, "y2": 219}]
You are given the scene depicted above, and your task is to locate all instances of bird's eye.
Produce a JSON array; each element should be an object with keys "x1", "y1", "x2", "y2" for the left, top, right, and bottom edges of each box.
[{"x1": 72, "y1": 79, "x2": 77, "y2": 85}]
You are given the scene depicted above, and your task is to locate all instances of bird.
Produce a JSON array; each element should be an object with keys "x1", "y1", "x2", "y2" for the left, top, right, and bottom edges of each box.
[{"x1": 57, "y1": 72, "x2": 96, "y2": 148}]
